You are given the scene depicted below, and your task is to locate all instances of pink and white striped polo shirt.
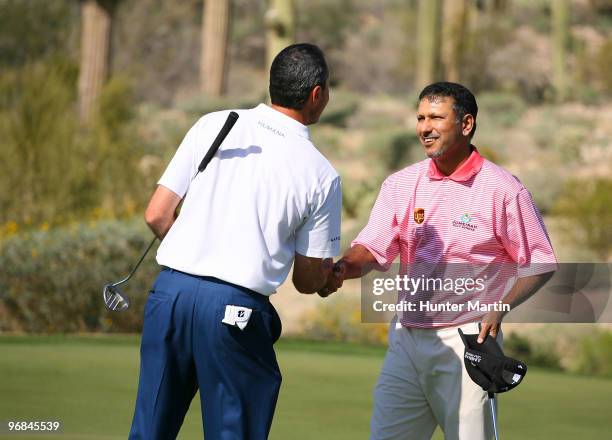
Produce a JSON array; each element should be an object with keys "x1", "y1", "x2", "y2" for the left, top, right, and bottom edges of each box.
[{"x1": 353, "y1": 148, "x2": 557, "y2": 328}]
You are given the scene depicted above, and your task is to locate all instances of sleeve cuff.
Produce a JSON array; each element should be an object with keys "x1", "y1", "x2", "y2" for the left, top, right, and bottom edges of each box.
[
  {"x1": 351, "y1": 240, "x2": 391, "y2": 271},
  {"x1": 517, "y1": 262, "x2": 559, "y2": 278}
]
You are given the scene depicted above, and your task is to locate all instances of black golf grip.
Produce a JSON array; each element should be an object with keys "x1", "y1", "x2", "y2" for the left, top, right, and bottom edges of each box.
[{"x1": 198, "y1": 111, "x2": 239, "y2": 172}]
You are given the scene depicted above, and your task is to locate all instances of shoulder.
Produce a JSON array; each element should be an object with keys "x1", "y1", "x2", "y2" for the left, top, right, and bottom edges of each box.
[
  {"x1": 193, "y1": 108, "x2": 248, "y2": 129},
  {"x1": 384, "y1": 158, "x2": 429, "y2": 190},
  {"x1": 479, "y1": 159, "x2": 529, "y2": 202}
]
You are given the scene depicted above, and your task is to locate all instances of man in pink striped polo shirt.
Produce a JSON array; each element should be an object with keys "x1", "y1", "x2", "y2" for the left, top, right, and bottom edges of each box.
[{"x1": 321, "y1": 82, "x2": 557, "y2": 439}]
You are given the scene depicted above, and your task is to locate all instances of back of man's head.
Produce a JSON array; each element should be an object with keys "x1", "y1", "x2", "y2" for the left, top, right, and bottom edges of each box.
[
  {"x1": 269, "y1": 43, "x2": 328, "y2": 110},
  {"x1": 419, "y1": 82, "x2": 478, "y2": 139}
]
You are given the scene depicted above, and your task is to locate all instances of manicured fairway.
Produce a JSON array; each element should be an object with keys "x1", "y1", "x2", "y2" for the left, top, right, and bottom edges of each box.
[{"x1": 0, "y1": 335, "x2": 610, "y2": 439}]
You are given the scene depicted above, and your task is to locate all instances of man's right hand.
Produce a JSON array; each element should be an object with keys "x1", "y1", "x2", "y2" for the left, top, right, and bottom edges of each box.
[
  {"x1": 316, "y1": 245, "x2": 378, "y2": 297},
  {"x1": 317, "y1": 261, "x2": 347, "y2": 297}
]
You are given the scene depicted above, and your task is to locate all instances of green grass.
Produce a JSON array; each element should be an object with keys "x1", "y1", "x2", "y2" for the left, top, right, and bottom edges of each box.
[{"x1": 0, "y1": 335, "x2": 611, "y2": 439}]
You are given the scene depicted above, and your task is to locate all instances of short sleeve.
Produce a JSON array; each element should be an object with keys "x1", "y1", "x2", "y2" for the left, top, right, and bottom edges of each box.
[
  {"x1": 352, "y1": 178, "x2": 400, "y2": 270},
  {"x1": 295, "y1": 176, "x2": 342, "y2": 258},
  {"x1": 157, "y1": 121, "x2": 202, "y2": 198},
  {"x1": 499, "y1": 188, "x2": 558, "y2": 277}
]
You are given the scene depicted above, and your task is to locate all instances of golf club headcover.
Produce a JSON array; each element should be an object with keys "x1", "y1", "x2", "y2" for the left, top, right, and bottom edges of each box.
[{"x1": 458, "y1": 328, "x2": 527, "y2": 394}]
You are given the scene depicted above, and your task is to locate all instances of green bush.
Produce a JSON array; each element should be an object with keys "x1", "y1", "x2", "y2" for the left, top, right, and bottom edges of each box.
[
  {"x1": 0, "y1": 218, "x2": 160, "y2": 333},
  {"x1": 177, "y1": 94, "x2": 263, "y2": 120},
  {"x1": 519, "y1": 165, "x2": 566, "y2": 215},
  {"x1": 554, "y1": 178, "x2": 612, "y2": 259},
  {"x1": 364, "y1": 129, "x2": 421, "y2": 172},
  {"x1": 318, "y1": 89, "x2": 360, "y2": 127},
  {"x1": 0, "y1": 0, "x2": 76, "y2": 67},
  {"x1": 576, "y1": 331, "x2": 612, "y2": 377},
  {"x1": 342, "y1": 179, "x2": 378, "y2": 219},
  {"x1": 594, "y1": 39, "x2": 612, "y2": 94},
  {"x1": 478, "y1": 92, "x2": 526, "y2": 128},
  {"x1": 504, "y1": 332, "x2": 562, "y2": 370},
  {"x1": 0, "y1": 59, "x2": 151, "y2": 226}
]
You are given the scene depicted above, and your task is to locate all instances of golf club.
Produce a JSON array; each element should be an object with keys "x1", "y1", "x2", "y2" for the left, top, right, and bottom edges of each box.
[
  {"x1": 103, "y1": 111, "x2": 240, "y2": 312},
  {"x1": 488, "y1": 392, "x2": 499, "y2": 440},
  {"x1": 458, "y1": 328, "x2": 528, "y2": 440}
]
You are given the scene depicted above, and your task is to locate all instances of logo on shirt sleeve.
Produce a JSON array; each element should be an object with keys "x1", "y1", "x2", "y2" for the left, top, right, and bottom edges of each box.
[{"x1": 413, "y1": 208, "x2": 425, "y2": 224}]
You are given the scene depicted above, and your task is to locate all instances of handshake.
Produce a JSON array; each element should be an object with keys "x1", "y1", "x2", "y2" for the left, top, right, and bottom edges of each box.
[{"x1": 317, "y1": 260, "x2": 348, "y2": 298}]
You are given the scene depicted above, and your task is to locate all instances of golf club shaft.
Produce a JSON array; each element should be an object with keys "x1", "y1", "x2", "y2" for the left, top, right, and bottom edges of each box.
[
  {"x1": 489, "y1": 395, "x2": 499, "y2": 440},
  {"x1": 111, "y1": 237, "x2": 157, "y2": 287}
]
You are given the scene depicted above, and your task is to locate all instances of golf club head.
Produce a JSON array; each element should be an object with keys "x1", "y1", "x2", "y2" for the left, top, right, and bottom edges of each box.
[
  {"x1": 103, "y1": 284, "x2": 130, "y2": 312},
  {"x1": 458, "y1": 328, "x2": 527, "y2": 394}
]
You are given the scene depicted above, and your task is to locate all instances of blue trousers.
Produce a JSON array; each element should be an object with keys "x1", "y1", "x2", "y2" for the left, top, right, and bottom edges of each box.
[{"x1": 129, "y1": 268, "x2": 282, "y2": 440}]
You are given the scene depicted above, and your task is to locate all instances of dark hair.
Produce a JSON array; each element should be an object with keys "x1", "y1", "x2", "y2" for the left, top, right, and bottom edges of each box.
[
  {"x1": 269, "y1": 43, "x2": 328, "y2": 110},
  {"x1": 418, "y1": 82, "x2": 478, "y2": 139}
]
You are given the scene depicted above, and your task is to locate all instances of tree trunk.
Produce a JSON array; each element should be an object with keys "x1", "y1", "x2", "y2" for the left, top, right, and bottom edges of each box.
[
  {"x1": 78, "y1": 0, "x2": 112, "y2": 125},
  {"x1": 265, "y1": 0, "x2": 295, "y2": 74},
  {"x1": 416, "y1": 0, "x2": 442, "y2": 90},
  {"x1": 200, "y1": 0, "x2": 231, "y2": 96},
  {"x1": 552, "y1": 0, "x2": 570, "y2": 102},
  {"x1": 442, "y1": 0, "x2": 469, "y2": 83}
]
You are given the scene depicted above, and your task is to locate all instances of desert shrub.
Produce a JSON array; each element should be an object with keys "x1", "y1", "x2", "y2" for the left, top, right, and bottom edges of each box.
[
  {"x1": 364, "y1": 129, "x2": 421, "y2": 172},
  {"x1": 0, "y1": 60, "x2": 87, "y2": 224},
  {"x1": 554, "y1": 178, "x2": 612, "y2": 259},
  {"x1": 519, "y1": 165, "x2": 566, "y2": 215},
  {"x1": 177, "y1": 94, "x2": 263, "y2": 120},
  {"x1": 85, "y1": 75, "x2": 150, "y2": 217},
  {"x1": 0, "y1": 59, "x2": 150, "y2": 226},
  {"x1": 477, "y1": 92, "x2": 526, "y2": 128},
  {"x1": 295, "y1": 0, "x2": 359, "y2": 51},
  {"x1": 318, "y1": 89, "x2": 360, "y2": 127},
  {"x1": 482, "y1": 25, "x2": 551, "y2": 102},
  {"x1": 333, "y1": 5, "x2": 415, "y2": 94},
  {"x1": 575, "y1": 330, "x2": 612, "y2": 377},
  {"x1": 0, "y1": 0, "x2": 77, "y2": 67},
  {"x1": 342, "y1": 180, "x2": 378, "y2": 219},
  {"x1": 299, "y1": 295, "x2": 388, "y2": 345},
  {"x1": 0, "y1": 218, "x2": 160, "y2": 333},
  {"x1": 593, "y1": 39, "x2": 612, "y2": 94},
  {"x1": 504, "y1": 332, "x2": 562, "y2": 370},
  {"x1": 475, "y1": 145, "x2": 503, "y2": 165},
  {"x1": 309, "y1": 125, "x2": 344, "y2": 157}
]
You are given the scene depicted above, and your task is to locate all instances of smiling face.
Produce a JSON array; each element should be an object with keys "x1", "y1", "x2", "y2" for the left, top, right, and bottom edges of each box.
[{"x1": 416, "y1": 96, "x2": 469, "y2": 159}]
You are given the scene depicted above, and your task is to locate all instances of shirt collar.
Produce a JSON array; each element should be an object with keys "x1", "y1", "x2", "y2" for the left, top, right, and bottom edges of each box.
[
  {"x1": 427, "y1": 147, "x2": 485, "y2": 182},
  {"x1": 255, "y1": 103, "x2": 310, "y2": 140}
]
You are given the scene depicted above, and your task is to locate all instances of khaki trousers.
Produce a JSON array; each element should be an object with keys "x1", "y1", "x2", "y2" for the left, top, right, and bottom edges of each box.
[{"x1": 370, "y1": 321, "x2": 499, "y2": 440}]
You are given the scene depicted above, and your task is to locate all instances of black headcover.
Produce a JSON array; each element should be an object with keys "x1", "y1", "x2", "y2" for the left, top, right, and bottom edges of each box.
[{"x1": 458, "y1": 328, "x2": 527, "y2": 394}]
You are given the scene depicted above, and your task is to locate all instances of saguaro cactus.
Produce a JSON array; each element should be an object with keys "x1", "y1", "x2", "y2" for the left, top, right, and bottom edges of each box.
[
  {"x1": 265, "y1": 0, "x2": 294, "y2": 73},
  {"x1": 201, "y1": 0, "x2": 231, "y2": 96},
  {"x1": 416, "y1": 0, "x2": 442, "y2": 90},
  {"x1": 78, "y1": 0, "x2": 113, "y2": 124},
  {"x1": 552, "y1": 0, "x2": 570, "y2": 101},
  {"x1": 442, "y1": 0, "x2": 469, "y2": 83}
]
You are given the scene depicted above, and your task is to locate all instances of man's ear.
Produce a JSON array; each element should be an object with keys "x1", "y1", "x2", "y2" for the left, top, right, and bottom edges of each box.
[
  {"x1": 310, "y1": 84, "x2": 323, "y2": 104},
  {"x1": 462, "y1": 114, "x2": 475, "y2": 137}
]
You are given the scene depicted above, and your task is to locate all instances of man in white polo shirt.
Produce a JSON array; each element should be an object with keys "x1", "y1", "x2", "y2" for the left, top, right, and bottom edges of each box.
[
  {"x1": 128, "y1": 43, "x2": 341, "y2": 440},
  {"x1": 321, "y1": 82, "x2": 556, "y2": 439}
]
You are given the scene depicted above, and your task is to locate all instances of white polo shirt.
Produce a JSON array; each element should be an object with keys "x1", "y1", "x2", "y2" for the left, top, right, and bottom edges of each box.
[{"x1": 155, "y1": 104, "x2": 342, "y2": 295}]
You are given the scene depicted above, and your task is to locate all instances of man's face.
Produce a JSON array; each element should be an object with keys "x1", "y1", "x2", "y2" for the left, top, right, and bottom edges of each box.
[{"x1": 416, "y1": 96, "x2": 465, "y2": 159}]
